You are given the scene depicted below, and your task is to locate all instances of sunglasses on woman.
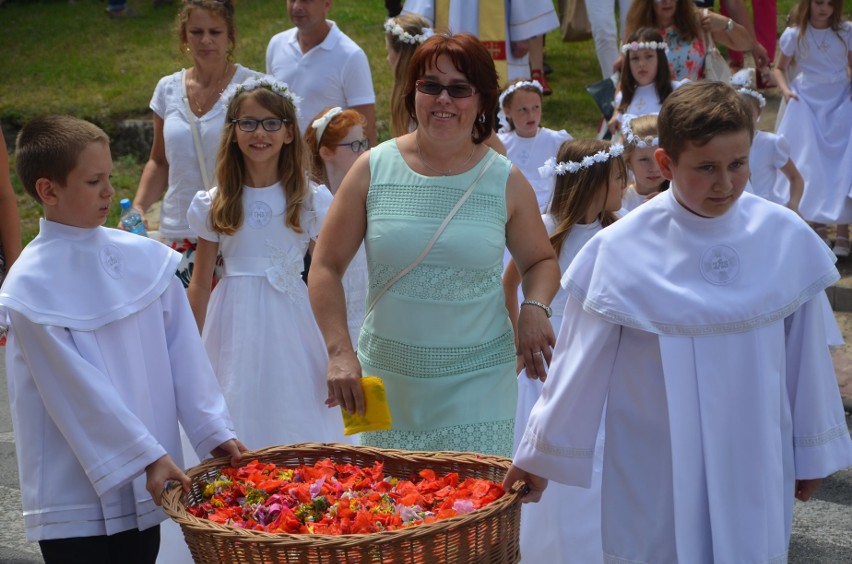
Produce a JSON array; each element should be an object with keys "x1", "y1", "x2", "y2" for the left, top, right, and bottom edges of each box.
[
  {"x1": 336, "y1": 138, "x2": 371, "y2": 153},
  {"x1": 415, "y1": 80, "x2": 477, "y2": 98},
  {"x1": 231, "y1": 118, "x2": 289, "y2": 132}
]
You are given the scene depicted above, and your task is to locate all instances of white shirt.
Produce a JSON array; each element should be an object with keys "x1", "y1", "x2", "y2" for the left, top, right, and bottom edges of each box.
[
  {"x1": 266, "y1": 21, "x2": 375, "y2": 133},
  {"x1": 499, "y1": 127, "x2": 572, "y2": 211},
  {"x1": 747, "y1": 130, "x2": 792, "y2": 204},
  {"x1": 615, "y1": 79, "x2": 688, "y2": 117},
  {"x1": 0, "y1": 221, "x2": 235, "y2": 541},
  {"x1": 150, "y1": 64, "x2": 261, "y2": 240},
  {"x1": 515, "y1": 190, "x2": 852, "y2": 563}
]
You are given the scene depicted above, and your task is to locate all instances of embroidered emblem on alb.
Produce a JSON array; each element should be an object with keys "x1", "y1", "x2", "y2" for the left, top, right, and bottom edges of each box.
[
  {"x1": 700, "y1": 245, "x2": 740, "y2": 285},
  {"x1": 246, "y1": 200, "x2": 273, "y2": 228},
  {"x1": 99, "y1": 245, "x2": 123, "y2": 279}
]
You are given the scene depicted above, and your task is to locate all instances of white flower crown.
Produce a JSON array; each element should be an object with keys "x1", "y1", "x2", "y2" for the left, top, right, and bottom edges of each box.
[
  {"x1": 311, "y1": 106, "x2": 343, "y2": 146},
  {"x1": 539, "y1": 144, "x2": 625, "y2": 178},
  {"x1": 730, "y1": 68, "x2": 766, "y2": 108},
  {"x1": 621, "y1": 41, "x2": 667, "y2": 54},
  {"x1": 222, "y1": 75, "x2": 303, "y2": 118},
  {"x1": 384, "y1": 18, "x2": 434, "y2": 45},
  {"x1": 621, "y1": 114, "x2": 659, "y2": 148}
]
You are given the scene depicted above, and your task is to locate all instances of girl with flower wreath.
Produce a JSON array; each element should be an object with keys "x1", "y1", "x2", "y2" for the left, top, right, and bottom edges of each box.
[
  {"x1": 503, "y1": 139, "x2": 626, "y2": 563},
  {"x1": 619, "y1": 113, "x2": 668, "y2": 213},
  {"x1": 385, "y1": 14, "x2": 434, "y2": 137},
  {"x1": 497, "y1": 79, "x2": 572, "y2": 213},
  {"x1": 773, "y1": 0, "x2": 852, "y2": 258},
  {"x1": 608, "y1": 28, "x2": 687, "y2": 135},
  {"x1": 186, "y1": 77, "x2": 349, "y2": 452}
]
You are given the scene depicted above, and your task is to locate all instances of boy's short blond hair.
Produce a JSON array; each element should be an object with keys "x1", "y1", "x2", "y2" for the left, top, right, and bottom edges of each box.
[
  {"x1": 658, "y1": 81, "x2": 753, "y2": 163},
  {"x1": 15, "y1": 115, "x2": 109, "y2": 204}
]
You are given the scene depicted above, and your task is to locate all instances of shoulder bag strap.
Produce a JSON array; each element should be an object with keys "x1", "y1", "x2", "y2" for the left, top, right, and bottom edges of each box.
[
  {"x1": 182, "y1": 72, "x2": 213, "y2": 190},
  {"x1": 366, "y1": 151, "x2": 500, "y2": 314}
]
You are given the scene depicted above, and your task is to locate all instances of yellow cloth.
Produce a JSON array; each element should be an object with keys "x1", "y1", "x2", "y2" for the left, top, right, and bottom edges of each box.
[
  {"x1": 341, "y1": 376, "x2": 393, "y2": 435},
  {"x1": 435, "y1": 0, "x2": 508, "y2": 84}
]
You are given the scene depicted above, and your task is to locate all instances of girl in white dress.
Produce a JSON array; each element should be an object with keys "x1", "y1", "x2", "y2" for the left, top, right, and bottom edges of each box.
[
  {"x1": 186, "y1": 77, "x2": 348, "y2": 451},
  {"x1": 773, "y1": 0, "x2": 852, "y2": 257},
  {"x1": 732, "y1": 69, "x2": 804, "y2": 214},
  {"x1": 619, "y1": 114, "x2": 667, "y2": 214},
  {"x1": 305, "y1": 107, "x2": 370, "y2": 349},
  {"x1": 504, "y1": 139, "x2": 626, "y2": 563},
  {"x1": 608, "y1": 28, "x2": 686, "y2": 135},
  {"x1": 497, "y1": 80, "x2": 572, "y2": 212}
]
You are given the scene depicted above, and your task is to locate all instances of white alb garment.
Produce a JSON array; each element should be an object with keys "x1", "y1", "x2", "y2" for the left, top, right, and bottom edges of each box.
[
  {"x1": 402, "y1": 0, "x2": 559, "y2": 81},
  {"x1": 499, "y1": 127, "x2": 572, "y2": 212},
  {"x1": 514, "y1": 215, "x2": 605, "y2": 563},
  {"x1": 150, "y1": 64, "x2": 261, "y2": 240},
  {"x1": 515, "y1": 190, "x2": 852, "y2": 563},
  {"x1": 266, "y1": 21, "x2": 375, "y2": 134},
  {"x1": 0, "y1": 221, "x2": 235, "y2": 541},
  {"x1": 188, "y1": 183, "x2": 349, "y2": 450}
]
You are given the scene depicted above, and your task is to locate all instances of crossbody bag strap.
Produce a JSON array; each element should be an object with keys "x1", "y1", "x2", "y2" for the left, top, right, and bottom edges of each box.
[
  {"x1": 182, "y1": 72, "x2": 212, "y2": 190},
  {"x1": 366, "y1": 151, "x2": 499, "y2": 314}
]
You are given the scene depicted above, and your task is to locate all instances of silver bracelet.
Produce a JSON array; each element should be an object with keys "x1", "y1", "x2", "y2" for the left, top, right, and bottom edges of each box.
[{"x1": 521, "y1": 299, "x2": 552, "y2": 318}]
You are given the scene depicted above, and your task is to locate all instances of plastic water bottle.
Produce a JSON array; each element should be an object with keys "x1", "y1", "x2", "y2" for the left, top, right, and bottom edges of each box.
[{"x1": 119, "y1": 198, "x2": 148, "y2": 237}]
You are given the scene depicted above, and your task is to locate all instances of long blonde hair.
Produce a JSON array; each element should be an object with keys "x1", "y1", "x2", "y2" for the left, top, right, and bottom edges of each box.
[
  {"x1": 212, "y1": 87, "x2": 310, "y2": 235},
  {"x1": 548, "y1": 139, "x2": 624, "y2": 258}
]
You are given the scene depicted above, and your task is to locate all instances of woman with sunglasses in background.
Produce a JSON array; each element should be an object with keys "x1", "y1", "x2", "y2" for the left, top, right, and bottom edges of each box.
[
  {"x1": 127, "y1": 0, "x2": 261, "y2": 287},
  {"x1": 305, "y1": 107, "x2": 370, "y2": 348},
  {"x1": 308, "y1": 33, "x2": 559, "y2": 459}
]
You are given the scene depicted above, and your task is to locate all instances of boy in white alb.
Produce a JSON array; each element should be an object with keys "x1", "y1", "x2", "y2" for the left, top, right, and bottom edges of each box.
[
  {"x1": 0, "y1": 116, "x2": 244, "y2": 563},
  {"x1": 504, "y1": 82, "x2": 852, "y2": 563},
  {"x1": 266, "y1": 0, "x2": 376, "y2": 145}
]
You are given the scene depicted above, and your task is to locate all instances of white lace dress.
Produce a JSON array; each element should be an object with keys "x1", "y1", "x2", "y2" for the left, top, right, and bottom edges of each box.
[{"x1": 187, "y1": 183, "x2": 349, "y2": 450}]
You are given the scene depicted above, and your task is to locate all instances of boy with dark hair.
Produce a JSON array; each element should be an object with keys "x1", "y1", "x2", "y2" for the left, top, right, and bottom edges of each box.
[
  {"x1": 0, "y1": 115, "x2": 244, "y2": 563},
  {"x1": 504, "y1": 81, "x2": 852, "y2": 563}
]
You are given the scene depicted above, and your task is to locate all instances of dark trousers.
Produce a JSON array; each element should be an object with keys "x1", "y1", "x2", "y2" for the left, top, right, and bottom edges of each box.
[{"x1": 39, "y1": 525, "x2": 160, "y2": 564}]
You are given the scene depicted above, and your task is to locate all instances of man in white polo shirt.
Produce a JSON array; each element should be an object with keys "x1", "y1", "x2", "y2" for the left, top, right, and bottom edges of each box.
[{"x1": 266, "y1": 0, "x2": 377, "y2": 146}]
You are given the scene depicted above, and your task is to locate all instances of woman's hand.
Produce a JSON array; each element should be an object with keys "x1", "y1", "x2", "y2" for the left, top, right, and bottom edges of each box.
[
  {"x1": 516, "y1": 304, "x2": 556, "y2": 382},
  {"x1": 326, "y1": 351, "x2": 366, "y2": 416}
]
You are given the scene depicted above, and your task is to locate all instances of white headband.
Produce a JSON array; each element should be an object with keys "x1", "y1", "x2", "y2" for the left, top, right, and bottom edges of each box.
[
  {"x1": 621, "y1": 41, "x2": 667, "y2": 54},
  {"x1": 222, "y1": 75, "x2": 302, "y2": 118},
  {"x1": 539, "y1": 144, "x2": 625, "y2": 177},
  {"x1": 730, "y1": 68, "x2": 766, "y2": 108},
  {"x1": 311, "y1": 107, "x2": 343, "y2": 146},
  {"x1": 621, "y1": 114, "x2": 659, "y2": 148},
  {"x1": 384, "y1": 18, "x2": 434, "y2": 45}
]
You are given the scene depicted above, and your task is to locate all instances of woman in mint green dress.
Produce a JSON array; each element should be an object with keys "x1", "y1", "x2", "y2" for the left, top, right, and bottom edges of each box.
[{"x1": 308, "y1": 33, "x2": 560, "y2": 458}]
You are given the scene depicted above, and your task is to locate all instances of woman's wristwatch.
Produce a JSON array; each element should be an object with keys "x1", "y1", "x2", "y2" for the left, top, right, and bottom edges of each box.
[{"x1": 521, "y1": 299, "x2": 552, "y2": 318}]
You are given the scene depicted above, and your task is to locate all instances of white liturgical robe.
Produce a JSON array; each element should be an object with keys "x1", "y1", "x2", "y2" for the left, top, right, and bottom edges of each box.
[
  {"x1": 0, "y1": 220, "x2": 235, "y2": 541},
  {"x1": 514, "y1": 189, "x2": 852, "y2": 563}
]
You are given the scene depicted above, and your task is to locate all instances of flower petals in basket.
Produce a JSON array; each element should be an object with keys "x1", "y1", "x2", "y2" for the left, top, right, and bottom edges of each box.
[{"x1": 162, "y1": 443, "x2": 523, "y2": 564}]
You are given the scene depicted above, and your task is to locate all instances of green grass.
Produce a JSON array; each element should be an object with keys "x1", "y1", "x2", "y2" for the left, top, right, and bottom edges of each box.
[{"x1": 1, "y1": 0, "x2": 802, "y2": 243}]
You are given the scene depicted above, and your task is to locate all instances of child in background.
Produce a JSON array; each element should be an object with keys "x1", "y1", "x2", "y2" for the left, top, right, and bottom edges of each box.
[
  {"x1": 0, "y1": 134, "x2": 21, "y2": 287},
  {"x1": 498, "y1": 79, "x2": 572, "y2": 212},
  {"x1": 503, "y1": 139, "x2": 625, "y2": 563},
  {"x1": 385, "y1": 14, "x2": 433, "y2": 137},
  {"x1": 620, "y1": 113, "x2": 667, "y2": 213},
  {"x1": 505, "y1": 81, "x2": 852, "y2": 563},
  {"x1": 0, "y1": 115, "x2": 242, "y2": 563},
  {"x1": 186, "y1": 78, "x2": 348, "y2": 450},
  {"x1": 773, "y1": 0, "x2": 852, "y2": 257},
  {"x1": 305, "y1": 106, "x2": 370, "y2": 348},
  {"x1": 608, "y1": 27, "x2": 686, "y2": 135},
  {"x1": 731, "y1": 69, "x2": 804, "y2": 215}
]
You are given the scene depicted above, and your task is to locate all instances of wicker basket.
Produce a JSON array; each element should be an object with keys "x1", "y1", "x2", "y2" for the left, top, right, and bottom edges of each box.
[{"x1": 162, "y1": 443, "x2": 522, "y2": 563}]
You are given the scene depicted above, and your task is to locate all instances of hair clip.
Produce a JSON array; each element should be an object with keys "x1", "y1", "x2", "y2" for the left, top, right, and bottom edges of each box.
[
  {"x1": 384, "y1": 18, "x2": 434, "y2": 45},
  {"x1": 222, "y1": 75, "x2": 302, "y2": 118},
  {"x1": 311, "y1": 107, "x2": 343, "y2": 146},
  {"x1": 621, "y1": 114, "x2": 659, "y2": 148},
  {"x1": 539, "y1": 144, "x2": 624, "y2": 178}
]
